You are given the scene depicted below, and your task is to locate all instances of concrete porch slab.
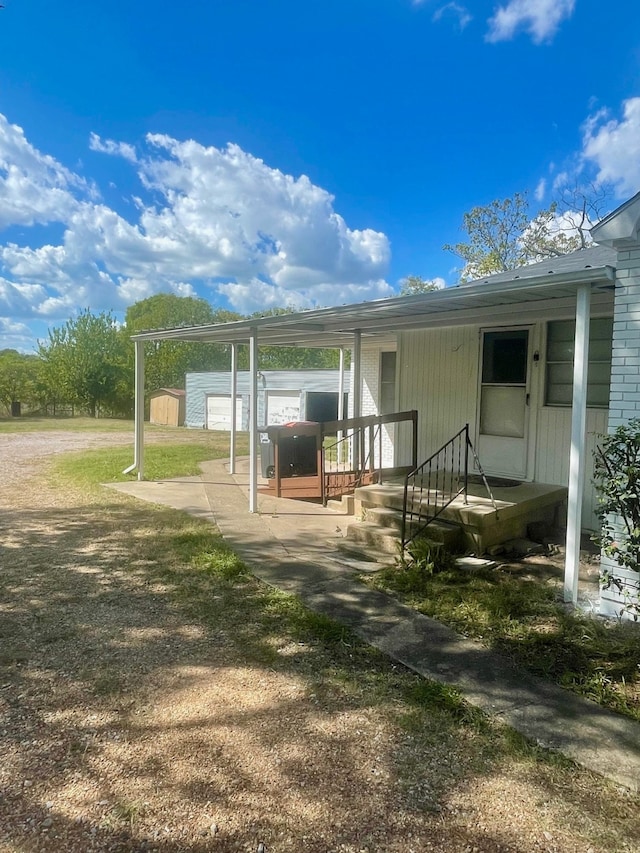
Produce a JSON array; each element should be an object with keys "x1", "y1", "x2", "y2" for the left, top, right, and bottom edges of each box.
[{"x1": 356, "y1": 480, "x2": 568, "y2": 554}]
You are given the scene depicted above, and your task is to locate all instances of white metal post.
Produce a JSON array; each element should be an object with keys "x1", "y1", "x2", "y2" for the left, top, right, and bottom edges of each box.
[
  {"x1": 352, "y1": 331, "x2": 361, "y2": 419},
  {"x1": 135, "y1": 339, "x2": 145, "y2": 481},
  {"x1": 564, "y1": 283, "x2": 591, "y2": 604},
  {"x1": 249, "y1": 330, "x2": 258, "y2": 513},
  {"x1": 338, "y1": 347, "x2": 345, "y2": 421},
  {"x1": 337, "y1": 346, "x2": 345, "y2": 451},
  {"x1": 352, "y1": 330, "x2": 362, "y2": 470},
  {"x1": 229, "y1": 343, "x2": 238, "y2": 475}
]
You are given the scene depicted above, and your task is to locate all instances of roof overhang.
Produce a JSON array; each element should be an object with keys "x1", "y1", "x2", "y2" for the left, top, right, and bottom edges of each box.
[
  {"x1": 591, "y1": 191, "x2": 640, "y2": 248},
  {"x1": 130, "y1": 264, "x2": 616, "y2": 349}
]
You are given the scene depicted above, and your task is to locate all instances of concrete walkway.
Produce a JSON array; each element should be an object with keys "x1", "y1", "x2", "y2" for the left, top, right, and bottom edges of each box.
[{"x1": 108, "y1": 459, "x2": 640, "y2": 792}]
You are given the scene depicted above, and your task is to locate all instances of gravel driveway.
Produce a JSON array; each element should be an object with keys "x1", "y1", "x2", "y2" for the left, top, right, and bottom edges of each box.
[{"x1": 0, "y1": 431, "x2": 134, "y2": 498}]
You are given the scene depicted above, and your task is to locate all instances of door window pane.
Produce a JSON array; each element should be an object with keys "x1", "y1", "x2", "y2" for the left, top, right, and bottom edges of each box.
[
  {"x1": 482, "y1": 331, "x2": 528, "y2": 384},
  {"x1": 480, "y1": 386, "x2": 526, "y2": 437}
]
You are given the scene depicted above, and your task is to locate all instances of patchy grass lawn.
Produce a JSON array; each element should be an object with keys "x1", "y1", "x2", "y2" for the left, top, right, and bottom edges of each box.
[
  {"x1": 0, "y1": 415, "x2": 136, "y2": 433},
  {"x1": 1, "y1": 428, "x2": 639, "y2": 852},
  {"x1": 55, "y1": 435, "x2": 249, "y2": 486},
  {"x1": 365, "y1": 556, "x2": 640, "y2": 723}
]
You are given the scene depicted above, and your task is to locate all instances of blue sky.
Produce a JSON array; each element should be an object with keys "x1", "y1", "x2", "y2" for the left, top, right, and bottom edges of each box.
[{"x1": 1, "y1": 0, "x2": 639, "y2": 351}]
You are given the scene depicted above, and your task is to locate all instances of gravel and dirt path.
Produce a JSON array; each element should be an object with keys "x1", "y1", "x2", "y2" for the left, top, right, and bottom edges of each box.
[{"x1": 0, "y1": 430, "x2": 639, "y2": 853}]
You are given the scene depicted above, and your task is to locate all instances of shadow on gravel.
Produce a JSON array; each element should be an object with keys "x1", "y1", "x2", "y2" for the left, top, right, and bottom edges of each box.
[{"x1": 0, "y1": 500, "x2": 637, "y2": 852}]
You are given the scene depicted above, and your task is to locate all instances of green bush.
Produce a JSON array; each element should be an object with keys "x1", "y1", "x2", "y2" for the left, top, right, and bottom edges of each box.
[
  {"x1": 594, "y1": 419, "x2": 640, "y2": 620},
  {"x1": 400, "y1": 537, "x2": 456, "y2": 576}
]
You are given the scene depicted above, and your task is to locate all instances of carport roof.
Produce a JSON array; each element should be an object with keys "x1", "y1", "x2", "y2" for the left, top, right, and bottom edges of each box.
[{"x1": 130, "y1": 247, "x2": 616, "y2": 349}]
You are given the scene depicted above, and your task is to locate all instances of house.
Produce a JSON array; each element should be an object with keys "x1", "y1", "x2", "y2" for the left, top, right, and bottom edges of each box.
[
  {"x1": 184, "y1": 369, "x2": 351, "y2": 430},
  {"x1": 149, "y1": 388, "x2": 186, "y2": 427},
  {"x1": 129, "y1": 191, "x2": 640, "y2": 620}
]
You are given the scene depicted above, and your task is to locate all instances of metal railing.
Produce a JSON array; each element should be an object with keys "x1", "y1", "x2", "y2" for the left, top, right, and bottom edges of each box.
[
  {"x1": 320, "y1": 410, "x2": 418, "y2": 504},
  {"x1": 401, "y1": 424, "x2": 497, "y2": 551},
  {"x1": 265, "y1": 411, "x2": 418, "y2": 503}
]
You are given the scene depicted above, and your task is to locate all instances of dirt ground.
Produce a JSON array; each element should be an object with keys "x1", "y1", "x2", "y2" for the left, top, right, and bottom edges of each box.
[{"x1": 0, "y1": 430, "x2": 639, "y2": 853}]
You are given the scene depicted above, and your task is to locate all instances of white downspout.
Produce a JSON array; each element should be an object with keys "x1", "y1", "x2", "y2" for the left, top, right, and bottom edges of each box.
[
  {"x1": 564, "y1": 283, "x2": 591, "y2": 604},
  {"x1": 249, "y1": 329, "x2": 258, "y2": 513},
  {"x1": 124, "y1": 339, "x2": 145, "y2": 479},
  {"x1": 229, "y1": 343, "x2": 238, "y2": 475}
]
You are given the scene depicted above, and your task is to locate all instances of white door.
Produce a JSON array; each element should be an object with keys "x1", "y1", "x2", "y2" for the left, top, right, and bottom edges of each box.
[
  {"x1": 477, "y1": 328, "x2": 531, "y2": 479},
  {"x1": 206, "y1": 394, "x2": 242, "y2": 431},
  {"x1": 265, "y1": 390, "x2": 300, "y2": 425}
]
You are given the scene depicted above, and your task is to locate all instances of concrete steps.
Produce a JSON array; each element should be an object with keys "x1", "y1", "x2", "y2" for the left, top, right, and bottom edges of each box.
[
  {"x1": 326, "y1": 493, "x2": 355, "y2": 515},
  {"x1": 344, "y1": 521, "x2": 402, "y2": 555},
  {"x1": 363, "y1": 506, "x2": 464, "y2": 549},
  {"x1": 341, "y1": 477, "x2": 568, "y2": 559},
  {"x1": 340, "y1": 488, "x2": 466, "y2": 563}
]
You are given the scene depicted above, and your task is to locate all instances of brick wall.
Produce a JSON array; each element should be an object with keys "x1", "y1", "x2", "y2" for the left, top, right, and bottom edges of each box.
[
  {"x1": 600, "y1": 246, "x2": 640, "y2": 618},
  {"x1": 607, "y1": 249, "x2": 640, "y2": 426}
]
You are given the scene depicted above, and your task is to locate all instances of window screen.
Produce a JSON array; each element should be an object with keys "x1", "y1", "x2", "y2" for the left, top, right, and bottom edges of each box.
[{"x1": 545, "y1": 317, "x2": 612, "y2": 407}]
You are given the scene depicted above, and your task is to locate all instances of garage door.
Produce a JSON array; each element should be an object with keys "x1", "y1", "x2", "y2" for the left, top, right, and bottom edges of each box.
[
  {"x1": 206, "y1": 395, "x2": 243, "y2": 431},
  {"x1": 265, "y1": 391, "x2": 300, "y2": 425}
]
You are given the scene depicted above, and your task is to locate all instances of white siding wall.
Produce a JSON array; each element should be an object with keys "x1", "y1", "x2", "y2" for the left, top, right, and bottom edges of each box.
[
  {"x1": 397, "y1": 326, "x2": 479, "y2": 461},
  {"x1": 361, "y1": 344, "x2": 396, "y2": 467},
  {"x1": 395, "y1": 323, "x2": 606, "y2": 527},
  {"x1": 534, "y1": 408, "x2": 608, "y2": 530}
]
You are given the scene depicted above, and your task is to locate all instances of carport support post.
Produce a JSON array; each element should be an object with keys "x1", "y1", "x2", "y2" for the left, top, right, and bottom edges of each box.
[
  {"x1": 564, "y1": 283, "x2": 590, "y2": 604},
  {"x1": 338, "y1": 347, "x2": 345, "y2": 421},
  {"x1": 229, "y1": 343, "x2": 238, "y2": 475},
  {"x1": 134, "y1": 339, "x2": 145, "y2": 481},
  {"x1": 352, "y1": 330, "x2": 361, "y2": 470},
  {"x1": 249, "y1": 329, "x2": 258, "y2": 513},
  {"x1": 337, "y1": 346, "x2": 345, "y2": 448}
]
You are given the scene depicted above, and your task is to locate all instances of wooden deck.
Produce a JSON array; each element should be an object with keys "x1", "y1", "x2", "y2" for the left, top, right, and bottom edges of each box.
[{"x1": 259, "y1": 468, "x2": 379, "y2": 500}]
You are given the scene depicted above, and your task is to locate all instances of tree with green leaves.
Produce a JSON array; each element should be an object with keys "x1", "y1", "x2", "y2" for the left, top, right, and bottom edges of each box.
[
  {"x1": 125, "y1": 294, "x2": 241, "y2": 392},
  {"x1": 594, "y1": 419, "x2": 640, "y2": 620},
  {"x1": 399, "y1": 275, "x2": 442, "y2": 296},
  {"x1": 38, "y1": 310, "x2": 131, "y2": 417},
  {"x1": 0, "y1": 350, "x2": 41, "y2": 415},
  {"x1": 248, "y1": 307, "x2": 343, "y2": 370},
  {"x1": 444, "y1": 192, "x2": 583, "y2": 282}
]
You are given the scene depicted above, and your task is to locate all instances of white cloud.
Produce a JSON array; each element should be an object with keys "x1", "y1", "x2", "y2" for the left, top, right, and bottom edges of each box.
[
  {"x1": 0, "y1": 316, "x2": 33, "y2": 351},
  {"x1": 0, "y1": 115, "x2": 90, "y2": 229},
  {"x1": 581, "y1": 98, "x2": 640, "y2": 197},
  {"x1": 89, "y1": 132, "x2": 138, "y2": 163},
  {"x1": 0, "y1": 117, "x2": 393, "y2": 345},
  {"x1": 428, "y1": 277, "x2": 445, "y2": 289},
  {"x1": 432, "y1": 3, "x2": 472, "y2": 30},
  {"x1": 552, "y1": 170, "x2": 570, "y2": 193},
  {"x1": 486, "y1": 0, "x2": 575, "y2": 44},
  {"x1": 534, "y1": 177, "x2": 546, "y2": 202},
  {"x1": 218, "y1": 277, "x2": 394, "y2": 315},
  {"x1": 552, "y1": 209, "x2": 594, "y2": 239},
  {"x1": 0, "y1": 277, "x2": 48, "y2": 315}
]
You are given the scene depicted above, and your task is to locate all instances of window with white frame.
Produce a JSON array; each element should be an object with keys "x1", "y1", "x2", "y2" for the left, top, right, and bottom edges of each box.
[
  {"x1": 380, "y1": 351, "x2": 397, "y2": 414},
  {"x1": 545, "y1": 317, "x2": 613, "y2": 408}
]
